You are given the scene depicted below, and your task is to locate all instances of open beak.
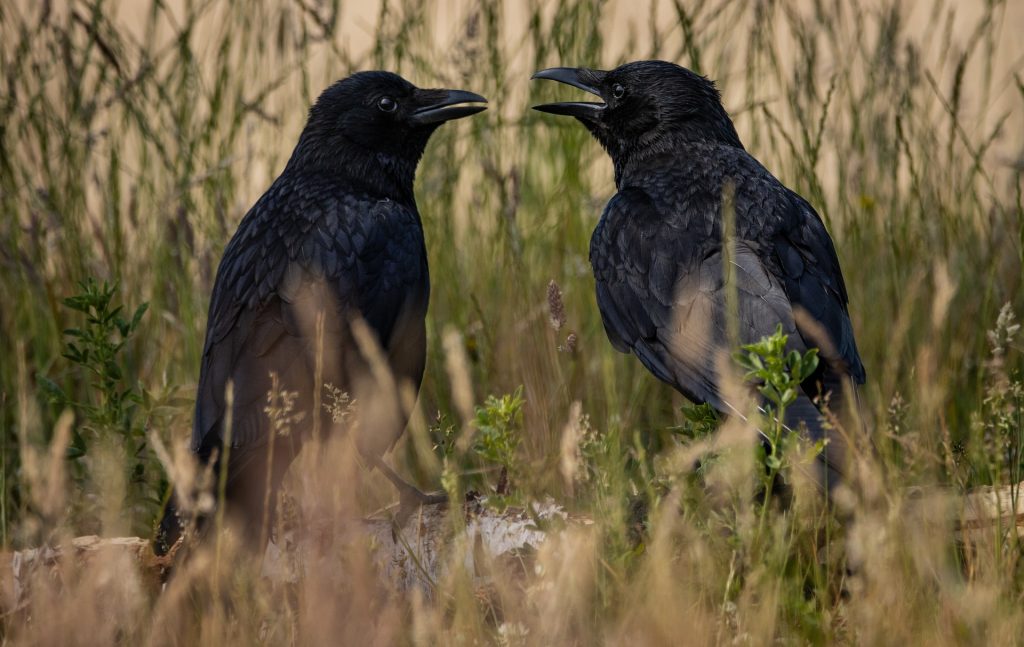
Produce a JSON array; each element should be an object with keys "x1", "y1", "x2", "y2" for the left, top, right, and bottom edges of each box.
[
  {"x1": 531, "y1": 67, "x2": 608, "y2": 119},
  {"x1": 411, "y1": 89, "x2": 488, "y2": 125}
]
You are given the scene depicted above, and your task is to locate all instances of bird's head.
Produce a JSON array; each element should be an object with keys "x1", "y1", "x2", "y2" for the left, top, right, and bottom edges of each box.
[
  {"x1": 532, "y1": 60, "x2": 742, "y2": 169},
  {"x1": 290, "y1": 71, "x2": 487, "y2": 195}
]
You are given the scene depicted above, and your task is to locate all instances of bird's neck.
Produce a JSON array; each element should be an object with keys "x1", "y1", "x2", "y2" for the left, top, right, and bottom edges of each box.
[
  {"x1": 286, "y1": 137, "x2": 420, "y2": 204},
  {"x1": 612, "y1": 132, "x2": 740, "y2": 188},
  {"x1": 343, "y1": 152, "x2": 419, "y2": 203},
  {"x1": 612, "y1": 146, "x2": 683, "y2": 188}
]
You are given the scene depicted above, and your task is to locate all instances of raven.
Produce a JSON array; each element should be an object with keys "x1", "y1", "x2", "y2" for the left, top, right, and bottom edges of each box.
[
  {"x1": 156, "y1": 72, "x2": 486, "y2": 554},
  {"x1": 532, "y1": 61, "x2": 865, "y2": 488}
]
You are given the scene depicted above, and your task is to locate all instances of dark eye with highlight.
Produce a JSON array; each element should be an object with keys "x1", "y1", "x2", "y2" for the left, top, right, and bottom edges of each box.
[
  {"x1": 377, "y1": 96, "x2": 398, "y2": 113},
  {"x1": 612, "y1": 84, "x2": 626, "y2": 99}
]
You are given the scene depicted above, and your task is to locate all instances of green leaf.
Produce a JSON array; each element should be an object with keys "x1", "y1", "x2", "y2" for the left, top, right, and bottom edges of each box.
[
  {"x1": 104, "y1": 360, "x2": 122, "y2": 380},
  {"x1": 105, "y1": 304, "x2": 124, "y2": 324},
  {"x1": 37, "y1": 374, "x2": 67, "y2": 403},
  {"x1": 67, "y1": 429, "x2": 88, "y2": 460},
  {"x1": 63, "y1": 295, "x2": 92, "y2": 312},
  {"x1": 130, "y1": 302, "x2": 149, "y2": 331}
]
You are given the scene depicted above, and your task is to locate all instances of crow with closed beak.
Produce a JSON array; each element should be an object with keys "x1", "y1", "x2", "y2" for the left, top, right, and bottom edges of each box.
[
  {"x1": 156, "y1": 72, "x2": 486, "y2": 554},
  {"x1": 533, "y1": 61, "x2": 865, "y2": 489}
]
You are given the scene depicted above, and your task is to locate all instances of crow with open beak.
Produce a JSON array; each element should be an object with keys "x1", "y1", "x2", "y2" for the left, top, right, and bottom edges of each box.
[{"x1": 533, "y1": 61, "x2": 865, "y2": 490}]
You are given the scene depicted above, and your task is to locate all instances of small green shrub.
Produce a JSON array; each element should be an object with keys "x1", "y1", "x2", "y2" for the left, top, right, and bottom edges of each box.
[
  {"x1": 736, "y1": 325, "x2": 824, "y2": 496},
  {"x1": 472, "y1": 386, "x2": 525, "y2": 499},
  {"x1": 38, "y1": 278, "x2": 161, "y2": 534}
]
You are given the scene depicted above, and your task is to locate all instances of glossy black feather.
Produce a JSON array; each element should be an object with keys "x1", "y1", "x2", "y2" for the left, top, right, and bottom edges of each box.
[
  {"x1": 536, "y1": 60, "x2": 865, "y2": 487},
  {"x1": 591, "y1": 143, "x2": 865, "y2": 398},
  {"x1": 192, "y1": 177, "x2": 429, "y2": 461},
  {"x1": 156, "y1": 71, "x2": 485, "y2": 554}
]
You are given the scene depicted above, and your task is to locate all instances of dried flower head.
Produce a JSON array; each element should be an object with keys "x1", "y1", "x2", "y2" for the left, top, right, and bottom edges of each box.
[{"x1": 547, "y1": 280, "x2": 566, "y2": 332}]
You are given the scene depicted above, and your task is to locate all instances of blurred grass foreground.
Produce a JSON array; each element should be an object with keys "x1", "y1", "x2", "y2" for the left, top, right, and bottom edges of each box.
[{"x1": 1, "y1": 0, "x2": 1023, "y2": 644}]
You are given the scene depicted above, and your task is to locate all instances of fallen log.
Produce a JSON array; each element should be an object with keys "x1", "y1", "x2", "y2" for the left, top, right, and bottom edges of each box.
[
  {"x1": 0, "y1": 495, "x2": 578, "y2": 613},
  {"x1": 951, "y1": 481, "x2": 1024, "y2": 538}
]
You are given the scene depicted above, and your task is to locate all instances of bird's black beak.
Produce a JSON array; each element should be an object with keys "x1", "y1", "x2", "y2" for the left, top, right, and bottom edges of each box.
[
  {"x1": 531, "y1": 67, "x2": 608, "y2": 120},
  {"x1": 411, "y1": 89, "x2": 488, "y2": 126}
]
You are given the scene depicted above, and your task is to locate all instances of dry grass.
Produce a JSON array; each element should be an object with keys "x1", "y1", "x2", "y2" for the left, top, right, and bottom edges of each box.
[{"x1": 1, "y1": 0, "x2": 1023, "y2": 643}]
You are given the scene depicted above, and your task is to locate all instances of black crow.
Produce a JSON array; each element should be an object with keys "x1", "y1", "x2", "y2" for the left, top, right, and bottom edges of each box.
[
  {"x1": 532, "y1": 61, "x2": 865, "y2": 488},
  {"x1": 156, "y1": 72, "x2": 486, "y2": 554}
]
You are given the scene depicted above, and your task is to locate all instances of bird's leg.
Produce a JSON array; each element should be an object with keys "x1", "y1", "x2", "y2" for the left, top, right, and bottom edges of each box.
[{"x1": 368, "y1": 455, "x2": 447, "y2": 520}]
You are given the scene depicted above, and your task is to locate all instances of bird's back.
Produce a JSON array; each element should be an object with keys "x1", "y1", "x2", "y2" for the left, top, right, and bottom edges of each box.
[
  {"x1": 590, "y1": 141, "x2": 864, "y2": 405},
  {"x1": 192, "y1": 169, "x2": 430, "y2": 464}
]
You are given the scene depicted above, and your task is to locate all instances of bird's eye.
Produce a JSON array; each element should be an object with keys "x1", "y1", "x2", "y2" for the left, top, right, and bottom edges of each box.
[
  {"x1": 377, "y1": 96, "x2": 398, "y2": 113},
  {"x1": 612, "y1": 83, "x2": 626, "y2": 99}
]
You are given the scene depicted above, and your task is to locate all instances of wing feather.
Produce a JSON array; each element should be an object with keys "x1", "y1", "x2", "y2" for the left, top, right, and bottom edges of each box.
[
  {"x1": 591, "y1": 190, "x2": 810, "y2": 410},
  {"x1": 191, "y1": 186, "x2": 428, "y2": 459}
]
